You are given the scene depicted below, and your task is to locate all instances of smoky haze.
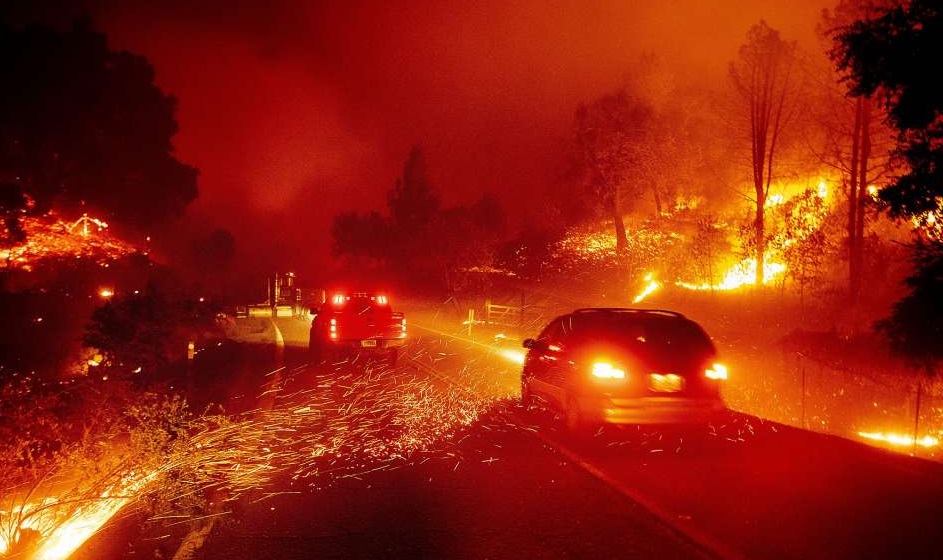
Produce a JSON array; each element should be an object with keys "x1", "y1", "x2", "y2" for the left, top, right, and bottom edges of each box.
[{"x1": 7, "y1": 0, "x2": 827, "y2": 282}]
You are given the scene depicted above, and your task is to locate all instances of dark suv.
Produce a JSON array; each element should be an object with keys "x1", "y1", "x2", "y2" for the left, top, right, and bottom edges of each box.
[{"x1": 521, "y1": 308, "x2": 727, "y2": 433}]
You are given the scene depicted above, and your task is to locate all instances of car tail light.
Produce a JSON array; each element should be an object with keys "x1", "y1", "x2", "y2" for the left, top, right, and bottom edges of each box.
[
  {"x1": 330, "y1": 317, "x2": 337, "y2": 339},
  {"x1": 705, "y1": 363, "x2": 728, "y2": 380},
  {"x1": 591, "y1": 361, "x2": 626, "y2": 380}
]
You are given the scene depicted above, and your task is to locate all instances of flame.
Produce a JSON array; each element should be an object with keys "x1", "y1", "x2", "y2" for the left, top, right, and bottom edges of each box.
[
  {"x1": 911, "y1": 198, "x2": 943, "y2": 241},
  {"x1": 1, "y1": 212, "x2": 136, "y2": 270},
  {"x1": 858, "y1": 431, "x2": 940, "y2": 449},
  {"x1": 632, "y1": 273, "x2": 661, "y2": 303},
  {"x1": 0, "y1": 471, "x2": 155, "y2": 560},
  {"x1": 677, "y1": 257, "x2": 786, "y2": 291}
]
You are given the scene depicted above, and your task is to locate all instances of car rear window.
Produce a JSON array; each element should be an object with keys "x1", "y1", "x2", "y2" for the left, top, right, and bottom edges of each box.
[{"x1": 568, "y1": 314, "x2": 714, "y2": 356}]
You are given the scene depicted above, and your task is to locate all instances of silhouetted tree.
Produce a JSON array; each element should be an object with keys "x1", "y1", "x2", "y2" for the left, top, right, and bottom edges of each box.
[
  {"x1": 331, "y1": 210, "x2": 391, "y2": 261},
  {"x1": 834, "y1": 0, "x2": 943, "y2": 371},
  {"x1": 876, "y1": 245, "x2": 943, "y2": 376},
  {"x1": 0, "y1": 21, "x2": 197, "y2": 228},
  {"x1": 729, "y1": 21, "x2": 801, "y2": 285},
  {"x1": 332, "y1": 149, "x2": 507, "y2": 290},
  {"x1": 388, "y1": 147, "x2": 440, "y2": 232},
  {"x1": 0, "y1": 181, "x2": 28, "y2": 247},
  {"x1": 833, "y1": 0, "x2": 943, "y2": 224},
  {"x1": 573, "y1": 91, "x2": 654, "y2": 251}
]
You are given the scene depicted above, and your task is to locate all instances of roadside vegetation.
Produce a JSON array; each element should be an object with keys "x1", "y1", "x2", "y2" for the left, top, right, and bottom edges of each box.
[{"x1": 2, "y1": 1, "x2": 943, "y2": 559}]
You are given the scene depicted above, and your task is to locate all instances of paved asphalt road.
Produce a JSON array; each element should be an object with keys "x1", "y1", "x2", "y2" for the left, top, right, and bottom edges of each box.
[{"x1": 80, "y1": 312, "x2": 943, "y2": 560}]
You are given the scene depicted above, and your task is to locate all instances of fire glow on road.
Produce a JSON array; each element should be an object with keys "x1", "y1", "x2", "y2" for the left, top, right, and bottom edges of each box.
[
  {"x1": 858, "y1": 431, "x2": 940, "y2": 449},
  {"x1": 2, "y1": 355, "x2": 506, "y2": 560}
]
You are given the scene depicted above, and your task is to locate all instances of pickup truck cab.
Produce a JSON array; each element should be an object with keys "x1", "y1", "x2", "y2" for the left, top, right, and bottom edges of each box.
[{"x1": 309, "y1": 291, "x2": 407, "y2": 366}]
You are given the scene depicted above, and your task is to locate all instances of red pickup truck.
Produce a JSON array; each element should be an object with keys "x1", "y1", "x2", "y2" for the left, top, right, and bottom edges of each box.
[{"x1": 308, "y1": 292, "x2": 407, "y2": 366}]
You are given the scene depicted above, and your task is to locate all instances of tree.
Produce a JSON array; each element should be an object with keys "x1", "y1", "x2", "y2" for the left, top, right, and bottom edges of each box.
[
  {"x1": 834, "y1": 0, "x2": 943, "y2": 373},
  {"x1": 573, "y1": 91, "x2": 654, "y2": 251},
  {"x1": 832, "y1": 0, "x2": 943, "y2": 223},
  {"x1": 0, "y1": 181, "x2": 28, "y2": 249},
  {"x1": 818, "y1": 1, "x2": 898, "y2": 301},
  {"x1": 875, "y1": 245, "x2": 943, "y2": 376},
  {"x1": 331, "y1": 210, "x2": 391, "y2": 261},
  {"x1": 388, "y1": 147, "x2": 440, "y2": 233},
  {"x1": 0, "y1": 20, "x2": 197, "y2": 229},
  {"x1": 729, "y1": 21, "x2": 801, "y2": 285},
  {"x1": 83, "y1": 285, "x2": 221, "y2": 378},
  {"x1": 332, "y1": 148, "x2": 507, "y2": 290}
]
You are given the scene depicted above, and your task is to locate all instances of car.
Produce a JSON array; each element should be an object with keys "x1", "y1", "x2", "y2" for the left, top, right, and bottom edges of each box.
[
  {"x1": 309, "y1": 291, "x2": 407, "y2": 366},
  {"x1": 520, "y1": 308, "x2": 727, "y2": 433}
]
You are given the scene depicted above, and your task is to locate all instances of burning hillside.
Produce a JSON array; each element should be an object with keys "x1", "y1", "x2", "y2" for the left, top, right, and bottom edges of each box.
[{"x1": 1, "y1": 213, "x2": 139, "y2": 271}]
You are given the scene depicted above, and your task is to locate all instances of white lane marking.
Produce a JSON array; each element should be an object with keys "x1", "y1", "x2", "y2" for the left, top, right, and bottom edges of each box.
[{"x1": 270, "y1": 318, "x2": 285, "y2": 348}]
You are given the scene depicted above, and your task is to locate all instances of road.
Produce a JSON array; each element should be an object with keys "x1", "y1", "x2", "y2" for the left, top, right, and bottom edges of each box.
[{"x1": 81, "y1": 309, "x2": 943, "y2": 560}]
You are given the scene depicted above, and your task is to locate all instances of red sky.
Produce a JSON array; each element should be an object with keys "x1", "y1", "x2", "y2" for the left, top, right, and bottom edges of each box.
[{"x1": 11, "y1": 0, "x2": 832, "y2": 281}]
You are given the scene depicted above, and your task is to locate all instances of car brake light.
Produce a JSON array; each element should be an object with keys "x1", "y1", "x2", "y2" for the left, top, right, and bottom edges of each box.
[
  {"x1": 591, "y1": 362, "x2": 626, "y2": 380},
  {"x1": 705, "y1": 363, "x2": 728, "y2": 380}
]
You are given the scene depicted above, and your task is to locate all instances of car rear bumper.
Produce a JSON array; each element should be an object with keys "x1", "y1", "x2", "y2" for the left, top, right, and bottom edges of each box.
[
  {"x1": 582, "y1": 395, "x2": 726, "y2": 425},
  {"x1": 326, "y1": 338, "x2": 406, "y2": 350}
]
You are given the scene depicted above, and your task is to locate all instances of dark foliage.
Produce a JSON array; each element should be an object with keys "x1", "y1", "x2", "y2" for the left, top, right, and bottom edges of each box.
[
  {"x1": 833, "y1": 1, "x2": 943, "y2": 372},
  {"x1": 332, "y1": 147, "x2": 507, "y2": 289},
  {"x1": 0, "y1": 181, "x2": 28, "y2": 244},
  {"x1": 832, "y1": 0, "x2": 943, "y2": 219},
  {"x1": 0, "y1": 20, "x2": 197, "y2": 227},
  {"x1": 83, "y1": 285, "x2": 222, "y2": 379},
  {"x1": 875, "y1": 243, "x2": 943, "y2": 375}
]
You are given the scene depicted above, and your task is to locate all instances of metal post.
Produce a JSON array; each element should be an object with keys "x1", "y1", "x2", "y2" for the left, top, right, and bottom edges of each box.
[
  {"x1": 913, "y1": 380, "x2": 923, "y2": 456},
  {"x1": 519, "y1": 291, "x2": 526, "y2": 333},
  {"x1": 800, "y1": 355, "x2": 806, "y2": 430}
]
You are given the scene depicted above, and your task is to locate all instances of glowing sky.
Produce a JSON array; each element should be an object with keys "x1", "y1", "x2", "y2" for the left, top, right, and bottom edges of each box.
[{"x1": 4, "y1": 0, "x2": 829, "y2": 280}]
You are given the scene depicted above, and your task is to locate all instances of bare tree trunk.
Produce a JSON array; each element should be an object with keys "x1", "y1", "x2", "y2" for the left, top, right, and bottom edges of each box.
[
  {"x1": 613, "y1": 192, "x2": 627, "y2": 252},
  {"x1": 851, "y1": 97, "x2": 871, "y2": 302},
  {"x1": 848, "y1": 98, "x2": 862, "y2": 298},
  {"x1": 650, "y1": 181, "x2": 663, "y2": 216},
  {"x1": 755, "y1": 194, "x2": 766, "y2": 287}
]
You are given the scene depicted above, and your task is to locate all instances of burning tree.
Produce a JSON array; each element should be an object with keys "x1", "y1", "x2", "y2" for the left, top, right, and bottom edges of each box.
[{"x1": 729, "y1": 21, "x2": 802, "y2": 286}]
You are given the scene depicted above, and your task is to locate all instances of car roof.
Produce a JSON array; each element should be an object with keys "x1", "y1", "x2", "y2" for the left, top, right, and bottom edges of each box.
[{"x1": 570, "y1": 307, "x2": 687, "y2": 319}]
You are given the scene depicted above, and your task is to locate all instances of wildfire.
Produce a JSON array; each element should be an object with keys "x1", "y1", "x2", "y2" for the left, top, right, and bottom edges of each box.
[
  {"x1": 858, "y1": 431, "x2": 940, "y2": 449},
  {"x1": 0, "y1": 212, "x2": 136, "y2": 269},
  {"x1": 911, "y1": 197, "x2": 943, "y2": 241},
  {"x1": 1, "y1": 347, "x2": 508, "y2": 560},
  {"x1": 632, "y1": 273, "x2": 661, "y2": 303},
  {"x1": 677, "y1": 257, "x2": 786, "y2": 291}
]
